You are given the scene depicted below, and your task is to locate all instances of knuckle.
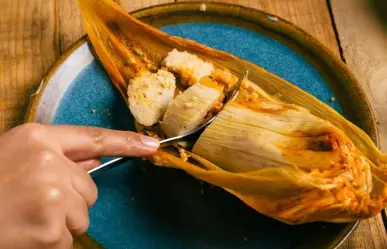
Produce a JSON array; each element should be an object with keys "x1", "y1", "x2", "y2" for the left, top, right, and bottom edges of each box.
[
  {"x1": 87, "y1": 127, "x2": 105, "y2": 153},
  {"x1": 18, "y1": 123, "x2": 46, "y2": 143},
  {"x1": 38, "y1": 185, "x2": 64, "y2": 206},
  {"x1": 36, "y1": 149, "x2": 56, "y2": 163}
]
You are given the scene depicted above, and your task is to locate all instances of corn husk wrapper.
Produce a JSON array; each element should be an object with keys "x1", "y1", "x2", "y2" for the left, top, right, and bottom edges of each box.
[{"x1": 77, "y1": 0, "x2": 387, "y2": 224}]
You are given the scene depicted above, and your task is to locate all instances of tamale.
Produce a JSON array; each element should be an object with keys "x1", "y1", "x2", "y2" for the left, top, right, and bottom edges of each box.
[
  {"x1": 76, "y1": 0, "x2": 387, "y2": 224},
  {"x1": 160, "y1": 76, "x2": 224, "y2": 137}
]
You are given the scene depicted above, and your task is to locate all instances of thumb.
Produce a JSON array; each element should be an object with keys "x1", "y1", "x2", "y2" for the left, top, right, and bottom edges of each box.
[{"x1": 44, "y1": 125, "x2": 160, "y2": 161}]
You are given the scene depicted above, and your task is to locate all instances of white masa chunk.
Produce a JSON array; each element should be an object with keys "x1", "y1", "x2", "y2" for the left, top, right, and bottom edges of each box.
[
  {"x1": 162, "y1": 49, "x2": 214, "y2": 86},
  {"x1": 127, "y1": 69, "x2": 176, "y2": 126},
  {"x1": 160, "y1": 83, "x2": 223, "y2": 137}
]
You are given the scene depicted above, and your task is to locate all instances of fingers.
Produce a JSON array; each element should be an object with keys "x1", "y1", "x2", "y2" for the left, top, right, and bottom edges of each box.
[
  {"x1": 70, "y1": 163, "x2": 98, "y2": 207},
  {"x1": 66, "y1": 191, "x2": 90, "y2": 236},
  {"x1": 48, "y1": 229, "x2": 73, "y2": 249},
  {"x1": 66, "y1": 162, "x2": 96, "y2": 236},
  {"x1": 63, "y1": 157, "x2": 96, "y2": 235},
  {"x1": 57, "y1": 229, "x2": 73, "y2": 249},
  {"x1": 44, "y1": 125, "x2": 160, "y2": 161},
  {"x1": 76, "y1": 158, "x2": 102, "y2": 171}
]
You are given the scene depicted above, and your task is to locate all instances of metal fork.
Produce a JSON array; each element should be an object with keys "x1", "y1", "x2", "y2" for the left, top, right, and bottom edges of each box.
[{"x1": 88, "y1": 71, "x2": 248, "y2": 177}]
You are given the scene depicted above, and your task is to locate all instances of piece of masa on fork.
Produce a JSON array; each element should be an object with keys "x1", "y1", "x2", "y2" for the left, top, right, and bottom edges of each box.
[{"x1": 88, "y1": 71, "x2": 249, "y2": 177}]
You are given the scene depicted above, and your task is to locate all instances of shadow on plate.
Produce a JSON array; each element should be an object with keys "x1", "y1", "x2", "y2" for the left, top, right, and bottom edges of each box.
[{"x1": 114, "y1": 160, "x2": 322, "y2": 248}]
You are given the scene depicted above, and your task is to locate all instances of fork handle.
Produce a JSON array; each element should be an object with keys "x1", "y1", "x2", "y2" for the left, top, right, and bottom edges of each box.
[{"x1": 88, "y1": 157, "x2": 131, "y2": 177}]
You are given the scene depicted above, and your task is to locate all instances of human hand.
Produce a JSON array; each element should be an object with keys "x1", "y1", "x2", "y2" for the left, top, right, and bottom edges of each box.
[{"x1": 0, "y1": 123, "x2": 160, "y2": 249}]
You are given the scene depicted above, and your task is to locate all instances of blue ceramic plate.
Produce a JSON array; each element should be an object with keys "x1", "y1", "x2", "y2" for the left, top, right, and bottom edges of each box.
[{"x1": 26, "y1": 2, "x2": 374, "y2": 249}]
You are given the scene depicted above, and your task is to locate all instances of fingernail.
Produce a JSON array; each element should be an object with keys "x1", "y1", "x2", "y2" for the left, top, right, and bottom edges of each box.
[{"x1": 140, "y1": 135, "x2": 160, "y2": 149}]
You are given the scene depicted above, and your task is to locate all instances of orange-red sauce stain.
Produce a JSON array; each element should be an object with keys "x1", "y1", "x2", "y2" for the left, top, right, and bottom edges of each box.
[{"x1": 199, "y1": 76, "x2": 224, "y2": 92}]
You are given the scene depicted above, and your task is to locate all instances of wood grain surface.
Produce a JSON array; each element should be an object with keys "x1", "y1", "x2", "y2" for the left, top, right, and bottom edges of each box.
[
  {"x1": 115, "y1": 0, "x2": 174, "y2": 12},
  {"x1": 330, "y1": 0, "x2": 387, "y2": 152},
  {"x1": 0, "y1": 0, "x2": 58, "y2": 133},
  {"x1": 180, "y1": 0, "x2": 340, "y2": 58},
  {"x1": 57, "y1": 0, "x2": 85, "y2": 53},
  {"x1": 57, "y1": 0, "x2": 175, "y2": 53},
  {"x1": 330, "y1": 1, "x2": 387, "y2": 247},
  {"x1": 0, "y1": 0, "x2": 386, "y2": 248}
]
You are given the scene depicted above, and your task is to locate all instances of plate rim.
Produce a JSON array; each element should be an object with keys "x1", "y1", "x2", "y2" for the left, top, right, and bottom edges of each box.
[{"x1": 24, "y1": 2, "x2": 370, "y2": 249}]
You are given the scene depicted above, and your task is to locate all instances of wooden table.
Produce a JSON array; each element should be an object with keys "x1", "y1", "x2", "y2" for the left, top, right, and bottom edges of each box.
[{"x1": 1, "y1": 0, "x2": 386, "y2": 248}]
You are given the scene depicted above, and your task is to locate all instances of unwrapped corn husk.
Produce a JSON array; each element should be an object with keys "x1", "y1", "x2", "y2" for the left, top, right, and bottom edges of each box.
[{"x1": 77, "y1": 0, "x2": 387, "y2": 224}]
